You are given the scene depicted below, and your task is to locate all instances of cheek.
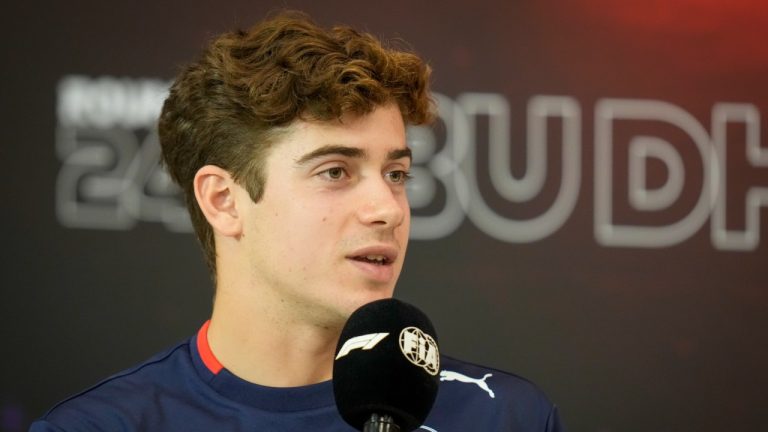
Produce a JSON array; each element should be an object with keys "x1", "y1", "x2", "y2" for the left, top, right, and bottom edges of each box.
[
  {"x1": 285, "y1": 205, "x2": 338, "y2": 247},
  {"x1": 400, "y1": 197, "x2": 411, "y2": 228}
]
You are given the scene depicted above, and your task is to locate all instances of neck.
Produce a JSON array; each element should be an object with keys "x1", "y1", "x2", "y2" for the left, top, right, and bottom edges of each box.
[{"x1": 206, "y1": 286, "x2": 342, "y2": 387}]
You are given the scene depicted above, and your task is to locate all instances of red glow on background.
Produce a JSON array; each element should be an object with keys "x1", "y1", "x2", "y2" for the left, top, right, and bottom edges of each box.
[
  {"x1": 582, "y1": 0, "x2": 768, "y2": 65},
  {"x1": 580, "y1": 0, "x2": 768, "y2": 31},
  {"x1": 532, "y1": 0, "x2": 768, "y2": 80}
]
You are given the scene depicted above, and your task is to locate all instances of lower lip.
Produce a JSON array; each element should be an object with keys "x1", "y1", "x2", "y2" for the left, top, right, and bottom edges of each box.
[{"x1": 347, "y1": 258, "x2": 395, "y2": 283}]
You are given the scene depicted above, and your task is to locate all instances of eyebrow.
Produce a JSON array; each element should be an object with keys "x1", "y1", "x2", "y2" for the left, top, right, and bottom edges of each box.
[
  {"x1": 388, "y1": 148, "x2": 412, "y2": 162},
  {"x1": 295, "y1": 145, "x2": 412, "y2": 165}
]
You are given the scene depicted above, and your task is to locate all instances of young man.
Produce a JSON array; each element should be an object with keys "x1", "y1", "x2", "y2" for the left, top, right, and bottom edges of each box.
[{"x1": 32, "y1": 12, "x2": 564, "y2": 431}]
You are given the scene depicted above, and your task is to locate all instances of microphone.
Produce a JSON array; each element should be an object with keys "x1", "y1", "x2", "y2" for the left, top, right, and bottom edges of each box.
[{"x1": 333, "y1": 298, "x2": 440, "y2": 432}]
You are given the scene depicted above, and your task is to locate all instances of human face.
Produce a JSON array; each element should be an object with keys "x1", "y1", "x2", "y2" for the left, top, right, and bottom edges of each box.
[{"x1": 239, "y1": 104, "x2": 411, "y2": 327}]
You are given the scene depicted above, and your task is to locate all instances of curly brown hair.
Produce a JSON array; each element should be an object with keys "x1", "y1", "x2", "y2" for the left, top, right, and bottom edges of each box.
[{"x1": 158, "y1": 11, "x2": 434, "y2": 278}]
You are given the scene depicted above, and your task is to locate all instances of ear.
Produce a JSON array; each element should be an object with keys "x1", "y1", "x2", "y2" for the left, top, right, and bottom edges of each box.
[{"x1": 193, "y1": 165, "x2": 243, "y2": 238}]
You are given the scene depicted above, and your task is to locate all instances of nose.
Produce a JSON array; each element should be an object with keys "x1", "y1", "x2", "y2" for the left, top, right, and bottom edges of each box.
[{"x1": 357, "y1": 177, "x2": 407, "y2": 228}]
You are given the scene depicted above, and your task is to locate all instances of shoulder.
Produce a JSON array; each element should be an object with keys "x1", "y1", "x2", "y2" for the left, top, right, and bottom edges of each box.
[
  {"x1": 439, "y1": 356, "x2": 551, "y2": 405},
  {"x1": 32, "y1": 340, "x2": 194, "y2": 431},
  {"x1": 424, "y1": 356, "x2": 565, "y2": 432}
]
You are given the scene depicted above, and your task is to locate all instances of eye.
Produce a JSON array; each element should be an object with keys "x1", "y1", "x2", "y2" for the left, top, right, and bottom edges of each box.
[
  {"x1": 319, "y1": 166, "x2": 347, "y2": 181},
  {"x1": 386, "y1": 170, "x2": 412, "y2": 184}
]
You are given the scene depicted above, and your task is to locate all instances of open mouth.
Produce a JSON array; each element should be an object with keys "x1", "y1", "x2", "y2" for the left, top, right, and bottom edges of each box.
[{"x1": 351, "y1": 255, "x2": 392, "y2": 266}]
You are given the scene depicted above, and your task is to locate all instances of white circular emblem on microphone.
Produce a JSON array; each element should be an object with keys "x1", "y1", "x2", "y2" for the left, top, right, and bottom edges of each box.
[{"x1": 399, "y1": 326, "x2": 440, "y2": 376}]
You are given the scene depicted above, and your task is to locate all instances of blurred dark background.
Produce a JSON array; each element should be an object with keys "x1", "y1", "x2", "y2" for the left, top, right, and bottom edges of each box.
[{"x1": 2, "y1": 1, "x2": 767, "y2": 431}]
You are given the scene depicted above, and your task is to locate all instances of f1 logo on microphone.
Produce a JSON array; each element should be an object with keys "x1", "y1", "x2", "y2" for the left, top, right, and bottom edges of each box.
[{"x1": 335, "y1": 333, "x2": 389, "y2": 360}]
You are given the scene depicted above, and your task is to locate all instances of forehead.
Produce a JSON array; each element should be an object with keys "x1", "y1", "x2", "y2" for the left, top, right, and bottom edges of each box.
[{"x1": 274, "y1": 104, "x2": 408, "y2": 159}]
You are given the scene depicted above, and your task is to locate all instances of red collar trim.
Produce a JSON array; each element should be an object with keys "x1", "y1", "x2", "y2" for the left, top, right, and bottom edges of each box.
[{"x1": 197, "y1": 320, "x2": 223, "y2": 375}]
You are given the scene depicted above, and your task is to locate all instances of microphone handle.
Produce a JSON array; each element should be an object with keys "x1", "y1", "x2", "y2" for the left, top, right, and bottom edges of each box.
[{"x1": 363, "y1": 414, "x2": 401, "y2": 432}]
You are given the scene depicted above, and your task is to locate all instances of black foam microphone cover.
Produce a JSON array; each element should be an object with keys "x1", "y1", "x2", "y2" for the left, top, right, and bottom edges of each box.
[{"x1": 333, "y1": 298, "x2": 440, "y2": 432}]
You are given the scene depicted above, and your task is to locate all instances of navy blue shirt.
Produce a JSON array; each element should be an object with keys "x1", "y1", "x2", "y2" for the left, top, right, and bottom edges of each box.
[{"x1": 31, "y1": 322, "x2": 564, "y2": 431}]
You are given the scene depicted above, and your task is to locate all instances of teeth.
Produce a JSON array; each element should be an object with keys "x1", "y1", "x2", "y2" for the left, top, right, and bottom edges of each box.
[{"x1": 365, "y1": 255, "x2": 386, "y2": 263}]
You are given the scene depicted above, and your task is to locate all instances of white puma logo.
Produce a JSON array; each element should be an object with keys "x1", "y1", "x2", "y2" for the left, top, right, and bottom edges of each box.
[{"x1": 439, "y1": 370, "x2": 495, "y2": 399}]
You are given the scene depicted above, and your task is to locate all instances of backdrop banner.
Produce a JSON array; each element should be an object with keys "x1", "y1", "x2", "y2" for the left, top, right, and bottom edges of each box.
[{"x1": 2, "y1": 1, "x2": 767, "y2": 431}]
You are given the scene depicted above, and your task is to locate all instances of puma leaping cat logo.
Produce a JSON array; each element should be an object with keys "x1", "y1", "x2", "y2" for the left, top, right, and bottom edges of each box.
[{"x1": 439, "y1": 370, "x2": 495, "y2": 399}]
